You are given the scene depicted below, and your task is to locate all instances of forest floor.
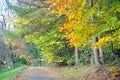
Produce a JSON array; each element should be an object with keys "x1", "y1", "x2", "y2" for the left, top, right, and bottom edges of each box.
[{"x1": 54, "y1": 65, "x2": 120, "y2": 80}]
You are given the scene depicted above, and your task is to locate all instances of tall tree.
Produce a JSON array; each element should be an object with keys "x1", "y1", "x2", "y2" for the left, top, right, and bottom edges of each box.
[{"x1": 75, "y1": 46, "x2": 79, "y2": 66}]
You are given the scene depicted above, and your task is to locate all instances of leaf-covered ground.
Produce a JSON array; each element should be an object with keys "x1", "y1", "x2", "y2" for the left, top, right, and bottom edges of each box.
[{"x1": 54, "y1": 65, "x2": 120, "y2": 80}]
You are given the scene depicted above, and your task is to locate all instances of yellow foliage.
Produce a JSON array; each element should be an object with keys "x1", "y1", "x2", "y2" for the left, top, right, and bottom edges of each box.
[
  {"x1": 68, "y1": 12, "x2": 76, "y2": 20},
  {"x1": 108, "y1": 66, "x2": 118, "y2": 73},
  {"x1": 16, "y1": 17, "x2": 29, "y2": 25},
  {"x1": 51, "y1": 0, "x2": 118, "y2": 49},
  {"x1": 93, "y1": 37, "x2": 113, "y2": 48},
  {"x1": 57, "y1": 26, "x2": 64, "y2": 32},
  {"x1": 44, "y1": 53, "x2": 54, "y2": 63},
  {"x1": 111, "y1": 72, "x2": 120, "y2": 78},
  {"x1": 48, "y1": 0, "x2": 53, "y2": 2},
  {"x1": 50, "y1": 0, "x2": 91, "y2": 47},
  {"x1": 108, "y1": 66, "x2": 120, "y2": 78},
  {"x1": 68, "y1": 33, "x2": 88, "y2": 47}
]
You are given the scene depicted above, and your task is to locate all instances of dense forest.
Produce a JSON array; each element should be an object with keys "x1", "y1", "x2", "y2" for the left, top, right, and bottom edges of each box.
[{"x1": 0, "y1": 0, "x2": 120, "y2": 80}]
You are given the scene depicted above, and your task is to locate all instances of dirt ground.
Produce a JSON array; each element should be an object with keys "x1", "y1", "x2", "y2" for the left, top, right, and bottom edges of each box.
[
  {"x1": 11, "y1": 66, "x2": 120, "y2": 80},
  {"x1": 12, "y1": 67, "x2": 62, "y2": 80}
]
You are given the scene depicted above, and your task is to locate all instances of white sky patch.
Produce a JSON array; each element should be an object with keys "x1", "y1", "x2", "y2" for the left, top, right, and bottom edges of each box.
[{"x1": 0, "y1": 0, "x2": 17, "y2": 32}]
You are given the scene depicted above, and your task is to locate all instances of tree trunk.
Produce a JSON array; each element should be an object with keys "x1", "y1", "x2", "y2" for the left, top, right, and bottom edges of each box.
[
  {"x1": 89, "y1": 0, "x2": 100, "y2": 66},
  {"x1": 98, "y1": 36, "x2": 104, "y2": 65},
  {"x1": 92, "y1": 37, "x2": 100, "y2": 66},
  {"x1": 75, "y1": 46, "x2": 79, "y2": 66},
  {"x1": 96, "y1": 0, "x2": 104, "y2": 65},
  {"x1": 91, "y1": 51, "x2": 94, "y2": 64}
]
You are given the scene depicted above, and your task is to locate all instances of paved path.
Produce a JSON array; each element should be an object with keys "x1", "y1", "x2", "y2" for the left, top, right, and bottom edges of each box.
[{"x1": 12, "y1": 67, "x2": 61, "y2": 80}]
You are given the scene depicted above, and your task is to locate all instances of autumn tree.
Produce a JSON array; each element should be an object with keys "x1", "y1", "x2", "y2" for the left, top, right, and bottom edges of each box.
[
  {"x1": 5, "y1": 0, "x2": 75, "y2": 65},
  {"x1": 5, "y1": 0, "x2": 120, "y2": 66},
  {"x1": 50, "y1": 0, "x2": 120, "y2": 66}
]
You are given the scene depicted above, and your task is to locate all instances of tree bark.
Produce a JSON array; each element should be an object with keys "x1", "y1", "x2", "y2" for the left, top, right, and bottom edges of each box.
[
  {"x1": 98, "y1": 36, "x2": 104, "y2": 65},
  {"x1": 97, "y1": 0, "x2": 104, "y2": 65},
  {"x1": 75, "y1": 46, "x2": 79, "y2": 66},
  {"x1": 92, "y1": 37, "x2": 100, "y2": 66},
  {"x1": 89, "y1": 0, "x2": 100, "y2": 66}
]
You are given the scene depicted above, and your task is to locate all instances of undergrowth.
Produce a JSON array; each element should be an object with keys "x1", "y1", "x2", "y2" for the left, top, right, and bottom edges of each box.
[{"x1": 0, "y1": 65, "x2": 27, "y2": 80}]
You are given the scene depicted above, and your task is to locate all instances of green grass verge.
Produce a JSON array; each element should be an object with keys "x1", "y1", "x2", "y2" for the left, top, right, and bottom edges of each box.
[
  {"x1": 0, "y1": 65, "x2": 28, "y2": 80},
  {"x1": 58, "y1": 68, "x2": 78, "y2": 78},
  {"x1": 57, "y1": 65, "x2": 97, "y2": 79}
]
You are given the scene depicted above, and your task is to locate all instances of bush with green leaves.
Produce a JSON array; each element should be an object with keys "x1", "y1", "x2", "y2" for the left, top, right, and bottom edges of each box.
[
  {"x1": 79, "y1": 52, "x2": 91, "y2": 65},
  {"x1": 16, "y1": 57, "x2": 27, "y2": 65}
]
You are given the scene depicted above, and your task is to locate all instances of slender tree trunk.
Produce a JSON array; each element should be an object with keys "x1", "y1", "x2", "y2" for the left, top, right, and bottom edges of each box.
[
  {"x1": 92, "y1": 37, "x2": 100, "y2": 66},
  {"x1": 98, "y1": 47, "x2": 104, "y2": 64},
  {"x1": 98, "y1": 36, "x2": 104, "y2": 64},
  {"x1": 91, "y1": 51, "x2": 94, "y2": 64},
  {"x1": 97, "y1": 0, "x2": 104, "y2": 65},
  {"x1": 110, "y1": 41, "x2": 114, "y2": 52},
  {"x1": 89, "y1": 0, "x2": 100, "y2": 66},
  {"x1": 75, "y1": 46, "x2": 79, "y2": 66}
]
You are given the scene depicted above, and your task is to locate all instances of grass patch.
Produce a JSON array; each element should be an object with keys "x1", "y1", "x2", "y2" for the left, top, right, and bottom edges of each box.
[
  {"x1": 57, "y1": 65, "x2": 120, "y2": 79},
  {"x1": 0, "y1": 65, "x2": 28, "y2": 80},
  {"x1": 57, "y1": 65, "x2": 98, "y2": 79},
  {"x1": 77, "y1": 65, "x2": 97, "y2": 79},
  {"x1": 58, "y1": 67, "x2": 78, "y2": 78}
]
